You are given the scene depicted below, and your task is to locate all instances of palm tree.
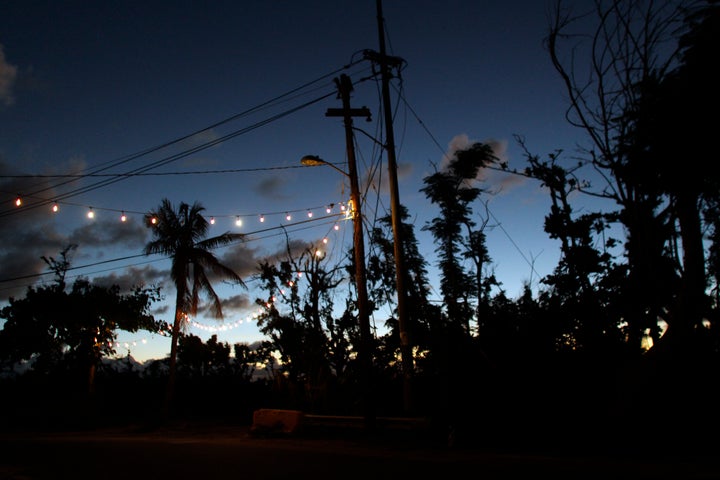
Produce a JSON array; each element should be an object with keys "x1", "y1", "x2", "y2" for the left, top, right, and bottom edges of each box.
[{"x1": 144, "y1": 198, "x2": 246, "y2": 417}]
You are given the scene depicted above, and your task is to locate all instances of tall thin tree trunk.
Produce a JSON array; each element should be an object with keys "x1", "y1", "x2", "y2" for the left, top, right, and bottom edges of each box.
[{"x1": 162, "y1": 290, "x2": 184, "y2": 420}]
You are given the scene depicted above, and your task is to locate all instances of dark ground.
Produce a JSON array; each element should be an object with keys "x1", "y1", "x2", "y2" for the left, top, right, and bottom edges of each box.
[{"x1": 1, "y1": 419, "x2": 718, "y2": 480}]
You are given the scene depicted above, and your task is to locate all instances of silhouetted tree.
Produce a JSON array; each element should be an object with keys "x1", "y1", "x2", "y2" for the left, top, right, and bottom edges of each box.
[
  {"x1": 143, "y1": 198, "x2": 246, "y2": 417},
  {"x1": 367, "y1": 204, "x2": 442, "y2": 413},
  {"x1": 0, "y1": 245, "x2": 161, "y2": 395},
  {"x1": 545, "y1": 0, "x2": 711, "y2": 353},
  {"x1": 632, "y1": 1, "x2": 720, "y2": 356},
  {"x1": 255, "y1": 240, "x2": 352, "y2": 412},
  {"x1": 420, "y1": 142, "x2": 499, "y2": 430},
  {"x1": 420, "y1": 142, "x2": 498, "y2": 335}
]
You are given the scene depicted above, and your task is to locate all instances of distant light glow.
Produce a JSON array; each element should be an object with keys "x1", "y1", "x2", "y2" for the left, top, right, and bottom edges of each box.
[
  {"x1": 87, "y1": 208, "x2": 95, "y2": 219},
  {"x1": 52, "y1": 203, "x2": 59, "y2": 213},
  {"x1": 120, "y1": 211, "x2": 127, "y2": 222},
  {"x1": 235, "y1": 216, "x2": 242, "y2": 227}
]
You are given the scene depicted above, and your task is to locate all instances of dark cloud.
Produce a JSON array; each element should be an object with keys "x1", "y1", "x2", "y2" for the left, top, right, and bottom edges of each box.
[
  {"x1": 92, "y1": 264, "x2": 167, "y2": 293},
  {"x1": 220, "y1": 293, "x2": 254, "y2": 313},
  {"x1": 68, "y1": 216, "x2": 149, "y2": 251},
  {"x1": 252, "y1": 174, "x2": 290, "y2": 200},
  {"x1": 0, "y1": 44, "x2": 17, "y2": 106}
]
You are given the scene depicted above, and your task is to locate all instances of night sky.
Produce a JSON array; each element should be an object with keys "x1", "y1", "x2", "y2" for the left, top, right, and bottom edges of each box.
[{"x1": 0, "y1": 1, "x2": 600, "y2": 361}]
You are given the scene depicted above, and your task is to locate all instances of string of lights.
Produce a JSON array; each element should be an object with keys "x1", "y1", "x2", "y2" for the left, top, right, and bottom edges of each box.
[
  {"x1": 0, "y1": 209, "x2": 351, "y2": 286},
  {"x1": 8, "y1": 191, "x2": 350, "y2": 225},
  {"x1": 109, "y1": 243, "x2": 345, "y2": 356}
]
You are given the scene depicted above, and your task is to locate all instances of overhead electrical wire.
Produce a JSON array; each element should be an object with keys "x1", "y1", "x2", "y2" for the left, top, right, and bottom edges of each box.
[
  {"x1": 1, "y1": 92, "x2": 336, "y2": 218},
  {"x1": 1, "y1": 60, "x2": 374, "y2": 218}
]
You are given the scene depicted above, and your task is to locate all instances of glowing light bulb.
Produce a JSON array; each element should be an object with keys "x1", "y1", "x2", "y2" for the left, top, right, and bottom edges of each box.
[
  {"x1": 259, "y1": 215, "x2": 265, "y2": 222},
  {"x1": 326, "y1": 205, "x2": 332, "y2": 214},
  {"x1": 87, "y1": 207, "x2": 95, "y2": 219},
  {"x1": 323, "y1": 237, "x2": 328, "y2": 244},
  {"x1": 15, "y1": 196, "x2": 21, "y2": 207},
  {"x1": 286, "y1": 213, "x2": 291, "y2": 221},
  {"x1": 210, "y1": 217, "x2": 215, "y2": 225},
  {"x1": 52, "y1": 203, "x2": 59, "y2": 213},
  {"x1": 120, "y1": 211, "x2": 127, "y2": 222},
  {"x1": 235, "y1": 216, "x2": 242, "y2": 227},
  {"x1": 334, "y1": 224, "x2": 340, "y2": 231},
  {"x1": 315, "y1": 249, "x2": 322, "y2": 257},
  {"x1": 150, "y1": 216, "x2": 157, "y2": 225},
  {"x1": 307, "y1": 211, "x2": 313, "y2": 218}
]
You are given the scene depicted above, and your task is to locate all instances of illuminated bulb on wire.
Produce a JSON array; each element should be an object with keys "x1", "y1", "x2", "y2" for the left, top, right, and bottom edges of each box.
[
  {"x1": 286, "y1": 213, "x2": 291, "y2": 221},
  {"x1": 87, "y1": 207, "x2": 95, "y2": 219},
  {"x1": 323, "y1": 237, "x2": 328, "y2": 244},
  {"x1": 334, "y1": 224, "x2": 340, "y2": 231},
  {"x1": 326, "y1": 205, "x2": 332, "y2": 213},
  {"x1": 15, "y1": 196, "x2": 21, "y2": 207},
  {"x1": 120, "y1": 211, "x2": 127, "y2": 222},
  {"x1": 52, "y1": 203, "x2": 59, "y2": 213},
  {"x1": 210, "y1": 217, "x2": 215, "y2": 225},
  {"x1": 235, "y1": 216, "x2": 242, "y2": 227},
  {"x1": 259, "y1": 214, "x2": 265, "y2": 223},
  {"x1": 307, "y1": 211, "x2": 313, "y2": 218}
]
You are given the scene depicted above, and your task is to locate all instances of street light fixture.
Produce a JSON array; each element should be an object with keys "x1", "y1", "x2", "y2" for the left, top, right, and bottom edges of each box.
[{"x1": 301, "y1": 155, "x2": 347, "y2": 176}]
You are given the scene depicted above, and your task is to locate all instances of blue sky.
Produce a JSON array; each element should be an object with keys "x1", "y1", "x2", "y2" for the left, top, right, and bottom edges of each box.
[{"x1": 0, "y1": 1, "x2": 601, "y2": 362}]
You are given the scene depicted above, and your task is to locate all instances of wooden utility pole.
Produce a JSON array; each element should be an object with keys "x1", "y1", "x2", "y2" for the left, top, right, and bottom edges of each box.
[
  {"x1": 326, "y1": 74, "x2": 375, "y2": 430},
  {"x1": 375, "y1": 0, "x2": 413, "y2": 414}
]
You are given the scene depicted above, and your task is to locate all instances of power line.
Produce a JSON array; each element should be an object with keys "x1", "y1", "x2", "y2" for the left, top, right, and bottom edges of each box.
[
  {"x1": 1, "y1": 61, "x2": 375, "y2": 219},
  {"x1": 1, "y1": 92, "x2": 337, "y2": 219},
  {"x1": 0, "y1": 164, "x2": 329, "y2": 179}
]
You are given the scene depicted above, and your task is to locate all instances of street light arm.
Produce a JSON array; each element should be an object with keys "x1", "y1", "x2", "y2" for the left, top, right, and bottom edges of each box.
[{"x1": 351, "y1": 127, "x2": 386, "y2": 149}]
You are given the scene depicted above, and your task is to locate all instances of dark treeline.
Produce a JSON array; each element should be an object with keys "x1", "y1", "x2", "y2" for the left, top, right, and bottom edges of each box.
[{"x1": 1, "y1": 0, "x2": 719, "y2": 455}]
